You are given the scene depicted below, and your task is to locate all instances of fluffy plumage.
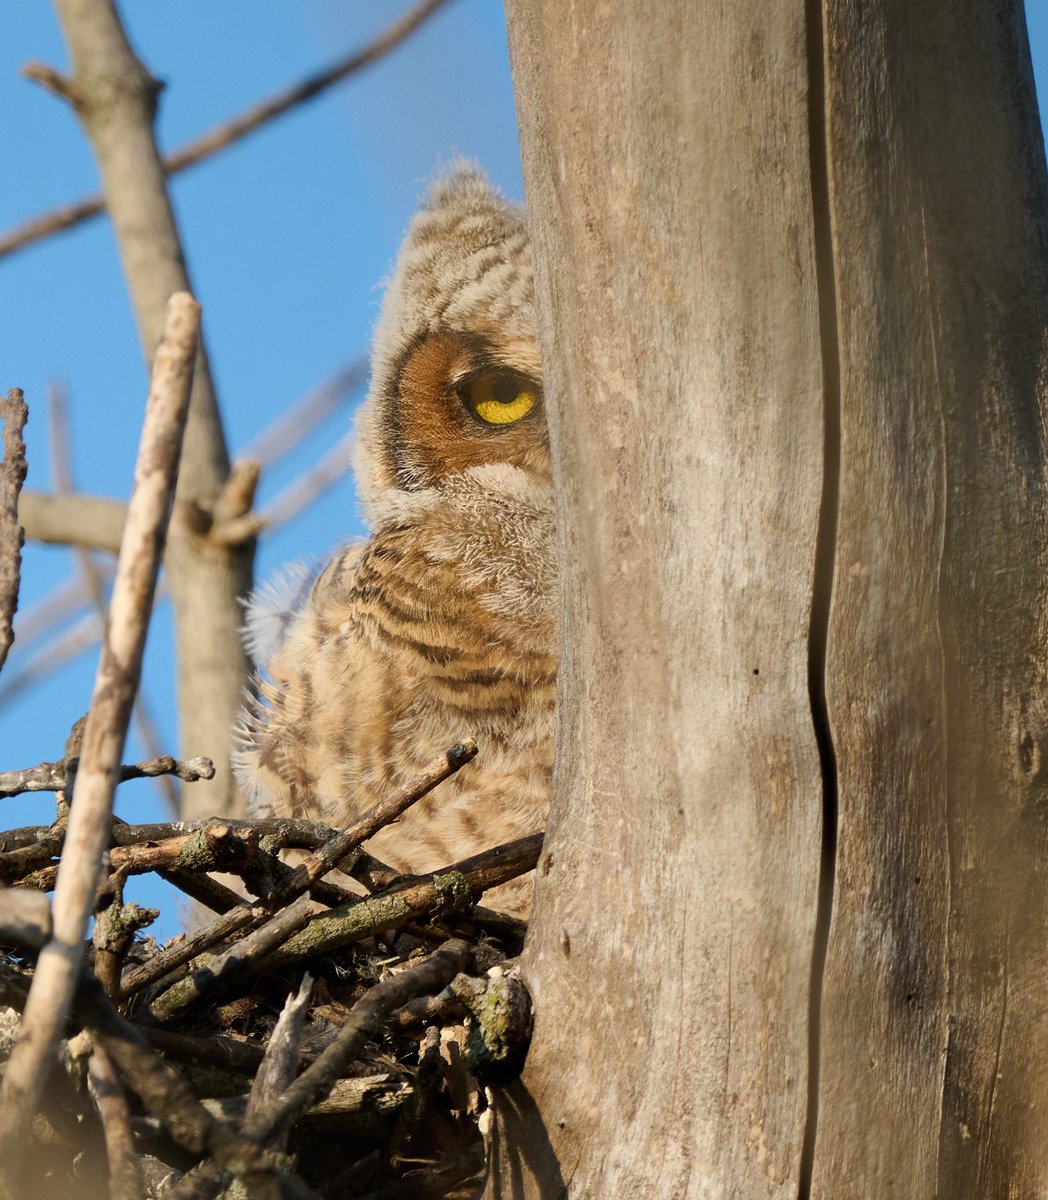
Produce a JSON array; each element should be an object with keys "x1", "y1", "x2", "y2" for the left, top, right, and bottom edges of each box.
[{"x1": 234, "y1": 166, "x2": 557, "y2": 916}]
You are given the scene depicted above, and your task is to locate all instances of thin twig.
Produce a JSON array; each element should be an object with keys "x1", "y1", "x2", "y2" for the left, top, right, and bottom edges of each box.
[
  {"x1": 0, "y1": 388, "x2": 28, "y2": 675},
  {"x1": 241, "y1": 361, "x2": 366, "y2": 468},
  {"x1": 281, "y1": 741, "x2": 478, "y2": 895},
  {"x1": 0, "y1": 295, "x2": 200, "y2": 1181},
  {"x1": 72, "y1": 973, "x2": 272, "y2": 1185},
  {"x1": 48, "y1": 379, "x2": 181, "y2": 816},
  {"x1": 0, "y1": 0, "x2": 454, "y2": 260},
  {"x1": 0, "y1": 753, "x2": 214, "y2": 798}
]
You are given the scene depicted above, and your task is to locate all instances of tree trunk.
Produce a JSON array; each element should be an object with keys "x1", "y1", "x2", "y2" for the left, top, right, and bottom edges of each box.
[
  {"x1": 494, "y1": 0, "x2": 1048, "y2": 1196},
  {"x1": 813, "y1": 2, "x2": 1048, "y2": 1194},
  {"x1": 495, "y1": 3, "x2": 826, "y2": 1195},
  {"x1": 53, "y1": 0, "x2": 254, "y2": 820}
]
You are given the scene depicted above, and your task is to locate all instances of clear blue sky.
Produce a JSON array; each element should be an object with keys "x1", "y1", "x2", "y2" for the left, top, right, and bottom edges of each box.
[{"x1": 2, "y1": 4, "x2": 1047, "y2": 935}]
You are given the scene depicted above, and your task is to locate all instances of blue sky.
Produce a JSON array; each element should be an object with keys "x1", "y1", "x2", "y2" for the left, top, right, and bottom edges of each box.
[{"x1": 2, "y1": 4, "x2": 1047, "y2": 935}]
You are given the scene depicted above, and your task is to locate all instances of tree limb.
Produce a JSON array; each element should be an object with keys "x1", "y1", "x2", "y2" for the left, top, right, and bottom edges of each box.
[
  {"x1": 0, "y1": 753, "x2": 214, "y2": 799},
  {"x1": 0, "y1": 0, "x2": 454, "y2": 260},
  {"x1": 0, "y1": 389, "x2": 28, "y2": 676},
  {"x1": 0, "y1": 293, "x2": 199, "y2": 1184},
  {"x1": 49, "y1": 0, "x2": 251, "y2": 820}
]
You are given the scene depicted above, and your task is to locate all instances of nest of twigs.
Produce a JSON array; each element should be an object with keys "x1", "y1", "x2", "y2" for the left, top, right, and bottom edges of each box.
[{"x1": 0, "y1": 736, "x2": 539, "y2": 1200}]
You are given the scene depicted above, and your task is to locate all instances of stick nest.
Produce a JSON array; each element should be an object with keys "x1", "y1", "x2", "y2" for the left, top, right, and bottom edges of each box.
[{"x1": 0, "y1": 742, "x2": 539, "y2": 1200}]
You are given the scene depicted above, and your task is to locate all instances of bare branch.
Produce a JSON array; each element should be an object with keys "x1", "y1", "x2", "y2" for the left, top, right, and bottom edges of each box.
[
  {"x1": 282, "y1": 740, "x2": 478, "y2": 895},
  {"x1": 18, "y1": 488, "x2": 127, "y2": 552},
  {"x1": 252, "y1": 939, "x2": 470, "y2": 1148},
  {"x1": 0, "y1": 389, "x2": 28, "y2": 675},
  {"x1": 117, "y1": 743, "x2": 477, "y2": 998},
  {"x1": 265, "y1": 833, "x2": 543, "y2": 971},
  {"x1": 47, "y1": 0, "x2": 251, "y2": 820},
  {"x1": 22, "y1": 60, "x2": 80, "y2": 104},
  {"x1": 0, "y1": 885, "x2": 52, "y2": 948},
  {"x1": 0, "y1": 293, "x2": 199, "y2": 1181},
  {"x1": 0, "y1": 753, "x2": 214, "y2": 799},
  {"x1": 87, "y1": 1045, "x2": 145, "y2": 1200},
  {"x1": 243, "y1": 973, "x2": 313, "y2": 1147},
  {"x1": 240, "y1": 360, "x2": 366, "y2": 468},
  {"x1": 145, "y1": 893, "x2": 313, "y2": 1024},
  {"x1": 0, "y1": 0, "x2": 454, "y2": 260}
]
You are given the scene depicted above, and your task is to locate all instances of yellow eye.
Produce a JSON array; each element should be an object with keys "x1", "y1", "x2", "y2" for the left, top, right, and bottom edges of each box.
[{"x1": 463, "y1": 372, "x2": 538, "y2": 426}]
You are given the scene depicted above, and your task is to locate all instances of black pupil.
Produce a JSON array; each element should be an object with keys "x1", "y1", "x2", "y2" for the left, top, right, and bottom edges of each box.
[{"x1": 490, "y1": 376, "x2": 520, "y2": 406}]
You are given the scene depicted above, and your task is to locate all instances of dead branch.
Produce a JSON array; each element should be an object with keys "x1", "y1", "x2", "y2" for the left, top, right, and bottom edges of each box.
[
  {"x1": 260, "y1": 940, "x2": 470, "y2": 1143},
  {"x1": 48, "y1": 0, "x2": 250, "y2": 822},
  {"x1": 72, "y1": 973, "x2": 273, "y2": 1186},
  {"x1": 0, "y1": 885, "x2": 52, "y2": 948},
  {"x1": 88, "y1": 1044, "x2": 145, "y2": 1200},
  {"x1": 282, "y1": 741, "x2": 479, "y2": 895},
  {"x1": 118, "y1": 743, "x2": 476, "y2": 998},
  {"x1": 207, "y1": 1074, "x2": 408, "y2": 1125},
  {"x1": 266, "y1": 833, "x2": 543, "y2": 971},
  {"x1": 0, "y1": 753, "x2": 214, "y2": 798},
  {"x1": 93, "y1": 889, "x2": 158, "y2": 1001},
  {"x1": 243, "y1": 973, "x2": 313, "y2": 1152},
  {"x1": 0, "y1": 388, "x2": 28, "y2": 675},
  {"x1": 145, "y1": 893, "x2": 313, "y2": 1024},
  {"x1": 17, "y1": 488, "x2": 127, "y2": 552},
  {"x1": 48, "y1": 379, "x2": 180, "y2": 816},
  {"x1": 0, "y1": 294, "x2": 199, "y2": 1181},
  {"x1": 0, "y1": 0, "x2": 453, "y2": 260}
]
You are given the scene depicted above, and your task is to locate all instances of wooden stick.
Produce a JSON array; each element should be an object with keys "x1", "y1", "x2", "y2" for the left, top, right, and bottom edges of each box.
[
  {"x1": 0, "y1": 388, "x2": 28, "y2": 675},
  {"x1": 88, "y1": 1045, "x2": 145, "y2": 1200},
  {"x1": 119, "y1": 742, "x2": 475, "y2": 998},
  {"x1": 174, "y1": 940, "x2": 471, "y2": 1200},
  {"x1": 0, "y1": 294, "x2": 200, "y2": 1181},
  {"x1": 256, "y1": 940, "x2": 470, "y2": 1146},
  {"x1": 243, "y1": 974, "x2": 313, "y2": 1150},
  {"x1": 265, "y1": 833, "x2": 543, "y2": 971},
  {"x1": 0, "y1": 753, "x2": 214, "y2": 798},
  {"x1": 145, "y1": 893, "x2": 313, "y2": 1025}
]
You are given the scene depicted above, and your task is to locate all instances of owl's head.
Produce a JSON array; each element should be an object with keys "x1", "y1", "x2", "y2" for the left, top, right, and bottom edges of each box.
[{"x1": 354, "y1": 165, "x2": 548, "y2": 526}]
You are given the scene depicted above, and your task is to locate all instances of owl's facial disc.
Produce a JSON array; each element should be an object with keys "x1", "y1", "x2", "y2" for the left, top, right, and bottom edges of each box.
[{"x1": 384, "y1": 330, "x2": 550, "y2": 491}]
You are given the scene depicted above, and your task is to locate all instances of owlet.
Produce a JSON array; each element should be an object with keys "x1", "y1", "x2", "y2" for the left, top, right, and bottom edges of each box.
[{"x1": 234, "y1": 167, "x2": 557, "y2": 916}]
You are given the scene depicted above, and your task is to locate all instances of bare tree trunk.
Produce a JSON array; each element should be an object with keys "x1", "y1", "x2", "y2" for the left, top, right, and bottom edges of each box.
[
  {"x1": 812, "y1": 2, "x2": 1048, "y2": 1195},
  {"x1": 495, "y1": 3, "x2": 825, "y2": 1195},
  {"x1": 494, "y1": 0, "x2": 1048, "y2": 1196},
  {"x1": 52, "y1": 0, "x2": 253, "y2": 819}
]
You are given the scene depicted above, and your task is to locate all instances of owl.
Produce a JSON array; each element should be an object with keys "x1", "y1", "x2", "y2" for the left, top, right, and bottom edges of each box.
[{"x1": 234, "y1": 167, "x2": 557, "y2": 917}]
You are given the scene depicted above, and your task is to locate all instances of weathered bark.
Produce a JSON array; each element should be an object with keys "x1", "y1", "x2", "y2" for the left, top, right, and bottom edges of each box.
[
  {"x1": 497, "y1": 0, "x2": 1048, "y2": 1197},
  {"x1": 52, "y1": 0, "x2": 254, "y2": 819},
  {"x1": 496, "y1": 3, "x2": 825, "y2": 1195},
  {"x1": 812, "y1": 3, "x2": 1048, "y2": 1196}
]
